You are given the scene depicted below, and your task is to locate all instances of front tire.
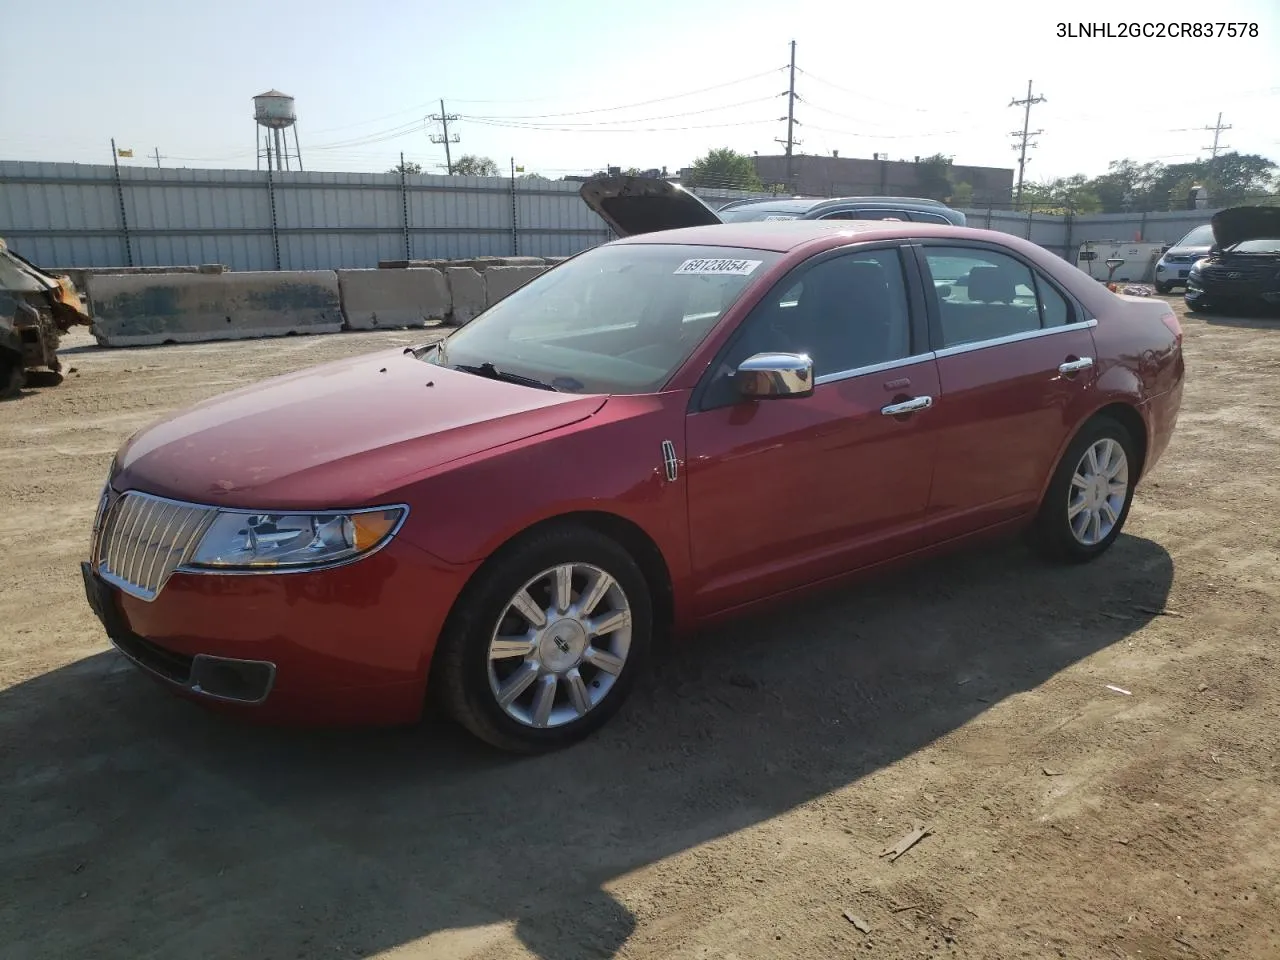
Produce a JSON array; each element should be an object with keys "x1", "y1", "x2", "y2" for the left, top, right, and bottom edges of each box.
[
  {"x1": 1030, "y1": 415, "x2": 1137, "y2": 564},
  {"x1": 433, "y1": 524, "x2": 652, "y2": 753},
  {"x1": 0, "y1": 354, "x2": 22, "y2": 400}
]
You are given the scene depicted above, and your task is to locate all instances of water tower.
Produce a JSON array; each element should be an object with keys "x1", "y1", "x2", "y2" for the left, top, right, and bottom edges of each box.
[{"x1": 254, "y1": 90, "x2": 303, "y2": 172}]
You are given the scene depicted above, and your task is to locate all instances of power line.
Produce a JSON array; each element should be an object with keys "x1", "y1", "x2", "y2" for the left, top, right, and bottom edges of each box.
[
  {"x1": 1009, "y1": 79, "x2": 1046, "y2": 208},
  {"x1": 429, "y1": 100, "x2": 460, "y2": 175},
  {"x1": 461, "y1": 117, "x2": 776, "y2": 134},
  {"x1": 463, "y1": 68, "x2": 785, "y2": 120},
  {"x1": 1202, "y1": 112, "x2": 1232, "y2": 159},
  {"x1": 458, "y1": 95, "x2": 780, "y2": 129}
]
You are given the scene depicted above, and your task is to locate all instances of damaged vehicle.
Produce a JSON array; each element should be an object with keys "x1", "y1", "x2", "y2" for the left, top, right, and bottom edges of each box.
[
  {"x1": 0, "y1": 238, "x2": 92, "y2": 398},
  {"x1": 84, "y1": 215, "x2": 1184, "y2": 754},
  {"x1": 580, "y1": 174, "x2": 965, "y2": 237},
  {"x1": 1185, "y1": 206, "x2": 1280, "y2": 315}
]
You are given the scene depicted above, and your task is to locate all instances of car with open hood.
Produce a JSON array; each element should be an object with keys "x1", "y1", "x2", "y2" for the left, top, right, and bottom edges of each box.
[
  {"x1": 1185, "y1": 206, "x2": 1280, "y2": 314},
  {"x1": 83, "y1": 215, "x2": 1185, "y2": 754},
  {"x1": 579, "y1": 174, "x2": 964, "y2": 239},
  {"x1": 1153, "y1": 223, "x2": 1214, "y2": 294}
]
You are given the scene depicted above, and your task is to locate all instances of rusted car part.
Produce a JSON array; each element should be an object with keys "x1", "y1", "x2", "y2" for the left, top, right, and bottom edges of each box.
[{"x1": 0, "y1": 238, "x2": 91, "y2": 399}]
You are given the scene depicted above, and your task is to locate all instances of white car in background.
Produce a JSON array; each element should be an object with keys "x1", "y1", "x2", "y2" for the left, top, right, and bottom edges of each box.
[{"x1": 1154, "y1": 224, "x2": 1215, "y2": 294}]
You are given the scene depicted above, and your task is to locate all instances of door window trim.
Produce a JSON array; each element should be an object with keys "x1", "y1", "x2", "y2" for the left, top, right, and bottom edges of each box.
[
  {"x1": 689, "y1": 241, "x2": 927, "y2": 412},
  {"x1": 909, "y1": 239, "x2": 1094, "y2": 354}
]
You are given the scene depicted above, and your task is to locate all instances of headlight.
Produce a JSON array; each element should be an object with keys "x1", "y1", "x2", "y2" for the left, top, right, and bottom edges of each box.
[{"x1": 186, "y1": 506, "x2": 406, "y2": 571}]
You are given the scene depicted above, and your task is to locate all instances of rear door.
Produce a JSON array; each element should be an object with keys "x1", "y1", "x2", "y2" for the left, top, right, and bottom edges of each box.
[
  {"x1": 913, "y1": 242, "x2": 1099, "y2": 541},
  {"x1": 683, "y1": 244, "x2": 942, "y2": 616}
]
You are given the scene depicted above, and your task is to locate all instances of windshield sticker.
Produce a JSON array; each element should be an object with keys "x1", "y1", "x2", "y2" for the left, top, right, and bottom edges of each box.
[
  {"x1": 763, "y1": 215, "x2": 798, "y2": 221},
  {"x1": 673, "y1": 258, "x2": 764, "y2": 277}
]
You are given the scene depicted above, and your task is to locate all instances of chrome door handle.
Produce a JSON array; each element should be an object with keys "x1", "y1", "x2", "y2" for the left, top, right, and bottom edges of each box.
[
  {"x1": 881, "y1": 396, "x2": 933, "y2": 416},
  {"x1": 1059, "y1": 357, "x2": 1094, "y2": 374}
]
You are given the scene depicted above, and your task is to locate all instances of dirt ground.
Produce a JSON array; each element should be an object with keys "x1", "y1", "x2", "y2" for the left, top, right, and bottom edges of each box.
[{"x1": 2, "y1": 301, "x2": 1278, "y2": 960}]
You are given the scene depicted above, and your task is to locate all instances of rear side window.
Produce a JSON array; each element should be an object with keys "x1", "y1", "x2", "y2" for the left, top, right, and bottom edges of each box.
[
  {"x1": 922, "y1": 246, "x2": 1076, "y2": 346},
  {"x1": 907, "y1": 211, "x2": 952, "y2": 224}
]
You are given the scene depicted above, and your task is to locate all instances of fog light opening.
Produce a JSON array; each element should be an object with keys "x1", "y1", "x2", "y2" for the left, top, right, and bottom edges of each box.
[{"x1": 189, "y1": 655, "x2": 276, "y2": 704}]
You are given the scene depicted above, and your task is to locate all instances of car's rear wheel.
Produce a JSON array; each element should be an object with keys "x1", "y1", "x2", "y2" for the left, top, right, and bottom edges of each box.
[
  {"x1": 1030, "y1": 415, "x2": 1137, "y2": 563},
  {"x1": 433, "y1": 524, "x2": 652, "y2": 753},
  {"x1": 1154, "y1": 281, "x2": 1173, "y2": 295},
  {"x1": 0, "y1": 354, "x2": 22, "y2": 400}
]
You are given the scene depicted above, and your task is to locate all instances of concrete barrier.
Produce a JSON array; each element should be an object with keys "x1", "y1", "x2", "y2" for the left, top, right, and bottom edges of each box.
[
  {"x1": 337, "y1": 268, "x2": 449, "y2": 330},
  {"x1": 88, "y1": 271, "x2": 342, "y2": 347},
  {"x1": 484, "y1": 265, "x2": 546, "y2": 306},
  {"x1": 445, "y1": 267, "x2": 486, "y2": 326}
]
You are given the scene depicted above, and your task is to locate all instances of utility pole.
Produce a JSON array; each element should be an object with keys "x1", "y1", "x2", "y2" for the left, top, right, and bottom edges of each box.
[
  {"x1": 774, "y1": 40, "x2": 800, "y2": 188},
  {"x1": 1009, "y1": 79, "x2": 1046, "y2": 209},
  {"x1": 1201, "y1": 112, "x2": 1232, "y2": 160},
  {"x1": 429, "y1": 99, "x2": 460, "y2": 175},
  {"x1": 152, "y1": 148, "x2": 162, "y2": 169}
]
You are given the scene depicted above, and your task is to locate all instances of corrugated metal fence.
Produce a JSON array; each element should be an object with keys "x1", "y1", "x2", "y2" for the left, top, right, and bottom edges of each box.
[{"x1": 0, "y1": 160, "x2": 1224, "y2": 272}]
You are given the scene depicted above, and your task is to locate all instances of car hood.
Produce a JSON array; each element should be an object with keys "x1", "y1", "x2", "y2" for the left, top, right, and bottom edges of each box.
[
  {"x1": 580, "y1": 174, "x2": 723, "y2": 237},
  {"x1": 113, "y1": 347, "x2": 606, "y2": 509},
  {"x1": 1211, "y1": 206, "x2": 1280, "y2": 250}
]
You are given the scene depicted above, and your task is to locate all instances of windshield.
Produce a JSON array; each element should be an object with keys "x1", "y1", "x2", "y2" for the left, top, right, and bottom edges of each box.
[
  {"x1": 426, "y1": 243, "x2": 781, "y2": 394},
  {"x1": 1175, "y1": 225, "x2": 1215, "y2": 247},
  {"x1": 1228, "y1": 237, "x2": 1280, "y2": 254}
]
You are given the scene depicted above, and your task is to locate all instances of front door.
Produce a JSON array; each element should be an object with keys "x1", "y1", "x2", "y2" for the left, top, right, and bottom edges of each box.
[
  {"x1": 915, "y1": 243, "x2": 1100, "y2": 541},
  {"x1": 684, "y1": 246, "x2": 942, "y2": 617}
]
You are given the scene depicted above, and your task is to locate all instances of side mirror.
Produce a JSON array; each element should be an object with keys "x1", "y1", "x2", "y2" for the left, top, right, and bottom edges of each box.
[{"x1": 736, "y1": 352, "x2": 814, "y2": 400}]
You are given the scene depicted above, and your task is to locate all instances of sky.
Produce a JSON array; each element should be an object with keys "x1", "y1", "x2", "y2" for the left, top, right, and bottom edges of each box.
[{"x1": 6, "y1": 0, "x2": 1279, "y2": 185}]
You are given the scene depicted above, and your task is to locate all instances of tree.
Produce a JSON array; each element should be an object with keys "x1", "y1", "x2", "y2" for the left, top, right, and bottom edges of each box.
[
  {"x1": 915, "y1": 153, "x2": 954, "y2": 202},
  {"x1": 452, "y1": 155, "x2": 500, "y2": 177},
  {"x1": 948, "y1": 181, "x2": 974, "y2": 207},
  {"x1": 685, "y1": 148, "x2": 764, "y2": 191},
  {"x1": 389, "y1": 159, "x2": 423, "y2": 175}
]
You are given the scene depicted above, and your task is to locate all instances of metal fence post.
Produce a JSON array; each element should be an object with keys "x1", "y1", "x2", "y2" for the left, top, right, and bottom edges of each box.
[
  {"x1": 265, "y1": 165, "x2": 281, "y2": 271},
  {"x1": 110, "y1": 138, "x2": 134, "y2": 267},
  {"x1": 399, "y1": 152, "x2": 411, "y2": 261},
  {"x1": 509, "y1": 159, "x2": 519, "y2": 256}
]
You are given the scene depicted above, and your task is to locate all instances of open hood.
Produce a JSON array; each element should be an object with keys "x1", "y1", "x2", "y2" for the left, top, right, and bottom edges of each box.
[
  {"x1": 580, "y1": 175, "x2": 723, "y2": 237},
  {"x1": 1211, "y1": 206, "x2": 1280, "y2": 250}
]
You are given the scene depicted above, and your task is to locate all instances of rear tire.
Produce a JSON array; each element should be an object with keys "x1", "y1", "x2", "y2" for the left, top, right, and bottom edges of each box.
[
  {"x1": 0, "y1": 355, "x2": 22, "y2": 400},
  {"x1": 1154, "y1": 281, "x2": 1173, "y2": 295},
  {"x1": 433, "y1": 524, "x2": 652, "y2": 754},
  {"x1": 1030, "y1": 415, "x2": 1137, "y2": 564}
]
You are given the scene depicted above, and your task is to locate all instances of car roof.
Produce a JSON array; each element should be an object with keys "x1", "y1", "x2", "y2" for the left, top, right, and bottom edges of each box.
[
  {"x1": 718, "y1": 196, "x2": 951, "y2": 215},
  {"x1": 612, "y1": 219, "x2": 983, "y2": 253}
]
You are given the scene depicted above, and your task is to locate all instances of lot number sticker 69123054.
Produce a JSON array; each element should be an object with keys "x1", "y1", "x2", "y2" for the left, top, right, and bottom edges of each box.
[{"x1": 673, "y1": 258, "x2": 764, "y2": 276}]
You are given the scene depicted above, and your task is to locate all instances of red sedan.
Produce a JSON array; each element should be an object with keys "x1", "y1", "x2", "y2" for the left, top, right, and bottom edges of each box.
[{"x1": 82, "y1": 216, "x2": 1185, "y2": 753}]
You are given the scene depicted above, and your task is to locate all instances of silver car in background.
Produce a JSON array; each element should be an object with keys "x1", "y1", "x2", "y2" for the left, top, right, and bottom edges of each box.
[{"x1": 1154, "y1": 224, "x2": 1214, "y2": 294}]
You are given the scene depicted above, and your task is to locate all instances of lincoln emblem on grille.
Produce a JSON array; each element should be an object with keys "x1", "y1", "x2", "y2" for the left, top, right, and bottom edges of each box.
[{"x1": 1228, "y1": 272, "x2": 1242, "y2": 279}]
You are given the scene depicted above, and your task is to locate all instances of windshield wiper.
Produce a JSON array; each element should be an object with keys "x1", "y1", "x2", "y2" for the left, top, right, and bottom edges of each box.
[{"x1": 452, "y1": 362, "x2": 559, "y2": 392}]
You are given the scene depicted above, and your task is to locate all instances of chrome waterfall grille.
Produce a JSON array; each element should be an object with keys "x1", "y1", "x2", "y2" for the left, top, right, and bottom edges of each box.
[{"x1": 92, "y1": 491, "x2": 218, "y2": 601}]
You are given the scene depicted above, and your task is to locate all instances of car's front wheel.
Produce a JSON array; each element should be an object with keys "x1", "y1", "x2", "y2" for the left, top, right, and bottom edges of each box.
[
  {"x1": 433, "y1": 524, "x2": 652, "y2": 753},
  {"x1": 1030, "y1": 415, "x2": 1137, "y2": 563}
]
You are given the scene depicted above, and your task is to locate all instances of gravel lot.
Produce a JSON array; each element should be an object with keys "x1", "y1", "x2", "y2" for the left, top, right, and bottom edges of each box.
[{"x1": 2, "y1": 301, "x2": 1278, "y2": 960}]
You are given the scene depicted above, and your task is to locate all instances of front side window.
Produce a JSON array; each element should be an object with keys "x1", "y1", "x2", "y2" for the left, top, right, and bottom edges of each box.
[
  {"x1": 426, "y1": 243, "x2": 780, "y2": 395},
  {"x1": 701, "y1": 248, "x2": 914, "y2": 408}
]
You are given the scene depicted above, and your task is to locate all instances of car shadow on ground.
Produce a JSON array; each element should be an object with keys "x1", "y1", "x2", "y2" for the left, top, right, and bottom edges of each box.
[{"x1": 0, "y1": 534, "x2": 1174, "y2": 960}]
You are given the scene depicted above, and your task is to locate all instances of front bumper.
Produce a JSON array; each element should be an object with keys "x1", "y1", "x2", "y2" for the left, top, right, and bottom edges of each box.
[
  {"x1": 1154, "y1": 259, "x2": 1197, "y2": 286},
  {"x1": 1185, "y1": 278, "x2": 1280, "y2": 311},
  {"x1": 82, "y1": 538, "x2": 476, "y2": 726}
]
